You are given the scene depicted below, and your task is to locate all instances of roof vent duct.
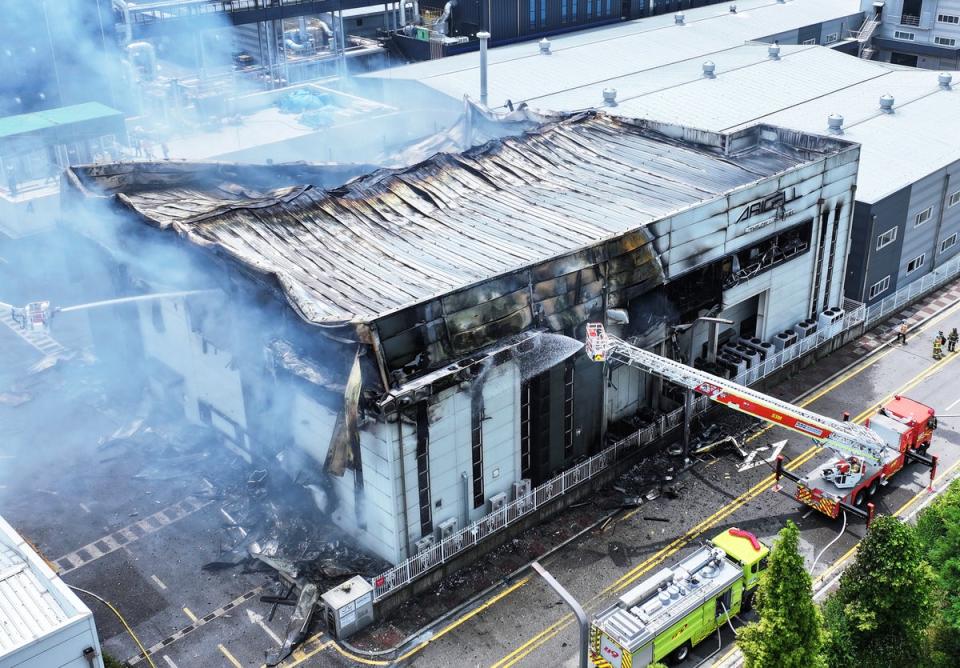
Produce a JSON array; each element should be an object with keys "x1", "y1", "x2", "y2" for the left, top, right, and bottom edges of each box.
[
  {"x1": 940, "y1": 72, "x2": 953, "y2": 89},
  {"x1": 827, "y1": 113, "x2": 844, "y2": 135},
  {"x1": 702, "y1": 61, "x2": 716, "y2": 78},
  {"x1": 768, "y1": 42, "x2": 781, "y2": 60},
  {"x1": 478, "y1": 31, "x2": 490, "y2": 106},
  {"x1": 539, "y1": 38, "x2": 551, "y2": 55},
  {"x1": 675, "y1": 13, "x2": 685, "y2": 24},
  {"x1": 879, "y1": 94, "x2": 895, "y2": 113},
  {"x1": 602, "y1": 88, "x2": 618, "y2": 106},
  {"x1": 729, "y1": 3, "x2": 737, "y2": 12}
]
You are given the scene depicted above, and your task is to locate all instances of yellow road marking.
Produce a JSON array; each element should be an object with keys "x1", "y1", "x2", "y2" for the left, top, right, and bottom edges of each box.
[
  {"x1": 182, "y1": 607, "x2": 197, "y2": 623},
  {"x1": 218, "y1": 644, "x2": 243, "y2": 668},
  {"x1": 491, "y1": 342, "x2": 960, "y2": 668}
]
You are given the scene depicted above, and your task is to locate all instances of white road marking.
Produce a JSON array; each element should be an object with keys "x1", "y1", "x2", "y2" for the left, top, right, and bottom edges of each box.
[
  {"x1": 737, "y1": 440, "x2": 787, "y2": 472},
  {"x1": 162, "y1": 656, "x2": 179, "y2": 668},
  {"x1": 246, "y1": 608, "x2": 283, "y2": 646},
  {"x1": 946, "y1": 395, "x2": 960, "y2": 412},
  {"x1": 79, "y1": 503, "x2": 91, "y2": 514},
  {"x1": 151, "y1": 574, "x2": 168, "y2": 590}
]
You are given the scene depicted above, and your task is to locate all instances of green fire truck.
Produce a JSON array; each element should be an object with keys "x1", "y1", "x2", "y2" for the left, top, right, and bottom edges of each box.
[{"x1": 589, "y1": 528, "x2": 769, "y2": 667}]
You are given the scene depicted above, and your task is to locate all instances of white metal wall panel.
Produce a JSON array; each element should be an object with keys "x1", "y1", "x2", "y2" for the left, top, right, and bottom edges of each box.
[{"x1": 607, "y1": 363, "x2": 645, "y2": 422}]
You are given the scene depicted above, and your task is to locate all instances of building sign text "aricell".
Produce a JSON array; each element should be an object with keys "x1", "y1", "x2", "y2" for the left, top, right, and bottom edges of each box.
[{"x1": 736, "y1": 189, "x2": 797, "y2": 223}]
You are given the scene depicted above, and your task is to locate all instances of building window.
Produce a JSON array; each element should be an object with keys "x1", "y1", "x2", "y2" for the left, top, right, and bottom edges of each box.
[
  {"x1": 907, "y1": 253, "x2": 926, "y2": 274},
  {"x1": 876, "y1": 226, "x2": 898, "y2": 250},
  {"x1": 605, "y1": 0, "x2": 611, "y2": 16},
  {"x1": 894, "y1": 31, "x2": 916, "y2": 40},
  {"x1": 572, "y1": 0, "x2": 577, "y2": 19},
  {"x1": 942, "y1": 234, "x2": 958, "y2": 252},
  {"x1": 824, "y1": 33, "x2": 839, "y2": 43},
  {"x1": 915, "y1": 207, "x2": 933, "y2": 226},
  {"x1": 936, "y1": 36, "x2": 958, "y2": 46},
  {"x1": 869, "y1": 275, "x2": 891, "y2": 299},
  {"x1": 561, "y1": 0, "x2": 568, "y2": 22},
  {"x1": 563, "y1": 361, "x2": 575, "y2": 460},
  {"x1": 471, "y1": 393, "x2": 485, "y2": 510},
  {"x1": 938, "y1": 14, "x2": 960, "y2": 24},
  {"x1": 802, "y1": 38, "x2": 817, "y2": 45},
  {"x1": 586, "y1": 0, "x2": 593, "y2": 18},
  {"x1": 529, "y1": 0, "x2": 536, "y2": 28},
  {"x1": 950, "y1": 190, "x2": 960, "y2": 208},
  {"x1": 416, "y1": 403, "x2": 432, "y2": 537},
  {"x1": 540, "y1": 0, "x2": 546, "y2": 25}
]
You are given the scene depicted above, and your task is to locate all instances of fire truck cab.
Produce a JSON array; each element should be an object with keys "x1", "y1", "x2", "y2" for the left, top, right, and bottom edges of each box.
[{"x1": 871, "y1": 395, "x2": 936, "y2": 454}]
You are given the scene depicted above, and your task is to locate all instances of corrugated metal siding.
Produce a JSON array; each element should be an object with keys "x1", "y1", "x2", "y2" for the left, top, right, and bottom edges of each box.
[
  {"x1": 898, "y1": 169, "x2": 944, "y2": 284},
  {"x1": 936, "y1": 162, "x2": 960, "y2": 265}
]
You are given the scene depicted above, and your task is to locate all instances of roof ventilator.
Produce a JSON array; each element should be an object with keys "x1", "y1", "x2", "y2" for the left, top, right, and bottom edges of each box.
[
  {"x1": 940, "y1": 72, "x2": 953, "y2": 90},
  {"x1": 702, "y1": 61, "x2": 716, "y2": 78},
  {"x1": 478, "y1": 31, "x2": 490, "y2": 106},
  {"x1": 675, "y1": 13, "x2": 685, "y2": 24},
  {"x1": 602, "y1": 88, "x2": 618, "y2": 106},
  {"x1": 827, "y1": 113, "x2": 844, "y2": 135},
  {"x1": 539, "y1": 38, "x2": 551, "y2": 55},
  {"x1": 729, "y1": 3, "x2": 737, "y2": 12},
  {"x1": 879, "y1": 94, "x2": 895, "y2": 113},
  {"x1": 768, "y1": 42, "x2": 781, "y2": 60}
]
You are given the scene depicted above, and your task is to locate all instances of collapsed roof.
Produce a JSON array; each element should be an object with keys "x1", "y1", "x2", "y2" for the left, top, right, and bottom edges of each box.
[{"x1": 64, "y1": 111, "x2": 850, "y2": 329}]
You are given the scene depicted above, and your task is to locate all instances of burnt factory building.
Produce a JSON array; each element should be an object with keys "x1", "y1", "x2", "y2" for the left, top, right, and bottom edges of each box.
[{"x1": 64, "y1": 111, "x2": 857, "y2": 565}]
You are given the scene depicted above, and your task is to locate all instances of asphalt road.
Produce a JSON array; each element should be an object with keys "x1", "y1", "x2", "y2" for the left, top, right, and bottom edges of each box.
[{"x1": 3, "y1": 291, "x2": 960, "y2": 668}]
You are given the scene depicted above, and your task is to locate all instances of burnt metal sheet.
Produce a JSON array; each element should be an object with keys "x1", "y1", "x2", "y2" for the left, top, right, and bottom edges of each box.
[{"x1": 70, "y1": 112, "x2": 843, "y2": 333}]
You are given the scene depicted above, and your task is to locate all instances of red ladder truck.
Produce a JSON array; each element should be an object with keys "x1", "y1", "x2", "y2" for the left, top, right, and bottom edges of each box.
[{"x1": 585, "y1": 323, "x2": 939, "y2": 524}]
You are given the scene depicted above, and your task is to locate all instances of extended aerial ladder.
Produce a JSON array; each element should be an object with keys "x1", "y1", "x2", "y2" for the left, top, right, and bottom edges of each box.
[{"x1": 586, "y1": 323, "x2": 938, "y2": 523}]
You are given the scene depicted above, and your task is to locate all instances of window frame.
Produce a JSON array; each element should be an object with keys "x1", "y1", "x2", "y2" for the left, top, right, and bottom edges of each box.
[
  {"x1": 869, "y1": 275, "x2": 891, "y2": 299},
  {"x1": 915, "y1": 207, "x2": 933, "y2": 227},
  {"x1": 876, "y1": 226, "x2": 898, "y2": 250},
  {"x1": 802, "y1": 38, "x2": 817, "y2": 45},
  {"x1": 938, "y1": 14, "x2": 960, "y2": 24},
  {"x1": 935, "y1": 36, "x2": 957, "y2": 47},
  {"x1": 824, "y1": 32, "x2": 839, "y2": 44},
  {"x1": 894, "y1": 30, "x2": 916, "y2": 40},
  {"x1": 907, "y1": 253, "x2": 927, "y2": 274},
  {"x1": 949, "y1": 190, "x2": 960, "y2": 208},
  {"x1": 941, "y1": 233, "x2": 958, "y2": 253}
]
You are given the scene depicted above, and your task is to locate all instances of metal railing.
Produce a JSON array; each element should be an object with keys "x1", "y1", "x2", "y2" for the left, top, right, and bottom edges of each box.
[
  {"x1": 899, "y1": 14, "x2": 921, "y2": 27},
  {"x1": 369, "y1": 263, "x2": 960, "y2": 602}
]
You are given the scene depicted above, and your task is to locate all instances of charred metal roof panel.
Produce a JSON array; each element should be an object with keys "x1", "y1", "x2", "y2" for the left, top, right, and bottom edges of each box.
[{"x1": 77, "y1": 113, "x2": 850, "y2": 326}]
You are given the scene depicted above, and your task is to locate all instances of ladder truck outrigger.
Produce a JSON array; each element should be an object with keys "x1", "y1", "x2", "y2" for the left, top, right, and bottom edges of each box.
[{"x1": 585, "y1": 323, "x2": 939, "y2": 525}]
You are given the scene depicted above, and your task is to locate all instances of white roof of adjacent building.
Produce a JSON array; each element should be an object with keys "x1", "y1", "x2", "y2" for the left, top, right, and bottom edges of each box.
[
  {"x1": 369, "y1": 0, "x2": 960, "y2": 204},
  {"x1": 369, "y1": 0, "x2": 863, "y2": 97},
  {"x1": 0, "y1": 515, "x2": 92, "y2": 656}
]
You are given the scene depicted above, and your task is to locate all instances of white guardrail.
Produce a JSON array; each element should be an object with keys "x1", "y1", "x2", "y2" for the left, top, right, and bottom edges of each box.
[{"x1": 370, "y1": 258, "x2": 960, "y2": 601}]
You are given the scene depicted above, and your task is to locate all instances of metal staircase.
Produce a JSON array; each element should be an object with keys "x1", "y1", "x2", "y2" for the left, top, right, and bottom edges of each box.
[{"x1": 855, "y1": 16, "x2": 881, "y2": 59}]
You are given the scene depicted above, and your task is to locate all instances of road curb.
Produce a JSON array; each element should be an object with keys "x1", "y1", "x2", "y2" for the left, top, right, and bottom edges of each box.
[{"x1": 340, "y1": 508, "x2": 620, "y2": 661}]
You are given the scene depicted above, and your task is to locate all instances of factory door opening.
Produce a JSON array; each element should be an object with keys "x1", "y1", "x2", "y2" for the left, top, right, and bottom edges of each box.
[{"x1": 890, "y1": 52, "x2": 918, "y2": 67}]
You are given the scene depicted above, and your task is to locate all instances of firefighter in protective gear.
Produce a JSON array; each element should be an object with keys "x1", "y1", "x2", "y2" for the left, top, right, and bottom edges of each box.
[
  {"x1": 949, "y1": 328, "x2": 959, "y2": 353},
  {"x1": 934, "y1": 336, "x2": 944, "y2": 360}
]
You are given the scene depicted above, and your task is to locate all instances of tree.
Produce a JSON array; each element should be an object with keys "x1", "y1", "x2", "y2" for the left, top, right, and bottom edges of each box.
[
  {"x1": 822, "y1": 515, "x2": 935, "y2": 668},
  {"x1": 916, "y1": 479, "x2": 960, "y2": 667},
  {"x1": 737, "y1": 521, "x2": 826, "y2": 668}
]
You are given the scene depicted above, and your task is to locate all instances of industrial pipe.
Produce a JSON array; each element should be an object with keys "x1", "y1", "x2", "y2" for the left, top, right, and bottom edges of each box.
[{"x1": 477, "y1": 31, "x2": 490, "y2": 106}]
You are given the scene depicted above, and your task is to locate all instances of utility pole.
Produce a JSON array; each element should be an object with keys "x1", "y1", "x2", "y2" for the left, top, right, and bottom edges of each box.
[{"x1": 531, "y1": 561, "x2": 588, "y2": 668}]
